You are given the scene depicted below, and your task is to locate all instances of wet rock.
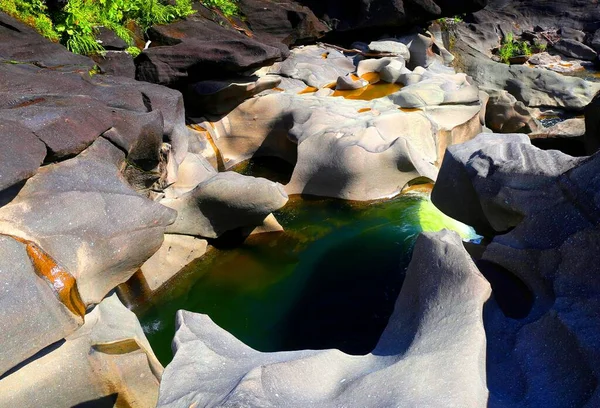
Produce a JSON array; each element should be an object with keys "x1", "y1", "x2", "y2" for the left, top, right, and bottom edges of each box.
[
  {"x1": 0, "y1": 138, "x2": 176, "y2": 305},
  {"x1": 157, "y1": 230, "x2": 491, "y2": 408},
  {"x1": 267, "y1": 45, "x2": 355, "y2": 88},
  {"x1": 162, "y1": 171, "x2": 288, "y2": 238},
  {"x1": 432, "y1": 132, "x2": 600, "y2": 407},
  {"x1": 0, "y1": 294, "x2": 162, "y2": 408},
  {"x1": 485, "y1": 88, "x2": 542, "y2": 133},
  {"x1": 0, "y1": 121, "x2": 46, "y2": 193},
  {"x1": 136, "y1": 17, "x2": 283, "y2": 87},
  {"x1": 139, "y1": 234, "x2": 208, "y2": 292},
  {"x1": 0, "y1": 235, "x2": 82, "y2": 377},
  {"x1": 552, "y1": 39, "x2": 598, "y2": 61}
]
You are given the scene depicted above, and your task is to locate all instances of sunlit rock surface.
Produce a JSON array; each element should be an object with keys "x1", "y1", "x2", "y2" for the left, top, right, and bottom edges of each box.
[
  {"x1": 157, "y1": 230, "x2": 491, "y2": 408},
  {"x1": 0, "y1": 295, "x2": 162, "y2": 408}
]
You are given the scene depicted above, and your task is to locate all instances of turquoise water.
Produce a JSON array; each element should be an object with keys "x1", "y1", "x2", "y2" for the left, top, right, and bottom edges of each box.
[{"x1": 135, "y1": 162, "x2": 478, "y2": 366}]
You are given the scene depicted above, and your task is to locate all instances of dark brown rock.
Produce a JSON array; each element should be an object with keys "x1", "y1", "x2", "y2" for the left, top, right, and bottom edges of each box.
[{"x1": 0, "y1": 121, "x2": 46, "y2": 192}]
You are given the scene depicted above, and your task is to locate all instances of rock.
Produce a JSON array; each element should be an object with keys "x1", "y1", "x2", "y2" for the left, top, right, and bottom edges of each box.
[
  {"x1": 368, "y1": 40, "x2": 411, "y2": 59},
  {"x1": 485, "y1": 88, "x2": 542, "y2": 133},
  {"x1": 267, "y1": 45, "x2": 355, "y2": 88},
  {"x1": 292, "y1": 0, "x2": 487, "y2": 34},
  {"x1": 237, "y1": 0, "x2": 329, "y2": 46},
  {"x1": 432, "y1": 132, "x2": 600, "y2": 407},
  {"x1": 184, "y1": 75, "x2": 282, "y2": 116},
  {"x1": 432, "y1": 132, "x2": 584, "y2": 234},
  {"x1": 558, "y1": 27, "x2": 586, "y2": 43},
  {"x1": 0, "y1": 294, "x2": 163, "y2": 408},
  {"x1": 0, "y1": 138, "x2": 176, "y2": 305},
  {"x1": 0, "y1": 12, "x2": 93, "y2": 71},
  {"x1": 552, "y1": 39, "x2": 598, "y2": 61},
  {"x1": 336, "y1": 73, "x2": 368, "y2": 90},
  {"x1": 92, "y1": 51, "x2": 136, "y2": 78},
  {"x1": 163, "y1": 151, "x2": 216, "y2": 198},
  {"x1": 585, "y1": 92, "x2": 600, "y2": 154},
  {"x1": 139, "y1": 234, "x2": 208, "y2": 292},
  {"x1": 0, "y1": 234, "x2": 82, "y2": 376},
  {"x1": 0, "y1": 61, "x2": 190, "y2": 166},
  {"x1": 0, "y1": 121, "x2": 46, "y2": 193},
  {"x1": 397, "y1": 31, "x2": 454, "y2": 68},
  {"x1": 529, "y1": 118, "x2": 586, "y2": 156},
  {"x1": 157, "y1": 230, "x2": 491, "y2": 408},
  {"x1": 162, "y1": 171, "x2": 288, "y2": 238},
  {"x1": 356, "y1": 56, "x2": 407, "y2": 78},
  {"x1": 453, "y1": 38, "x2": 600, "y2": 110},
  {"x1": 591, "y1": 29, "x2": 600, "y2": 54},
  {"x1": 136, "y1": 17, "x2": 283, "y2": 87},
  {"x1": 96, "y1": 27, "x2": 128, "y2": 50}
]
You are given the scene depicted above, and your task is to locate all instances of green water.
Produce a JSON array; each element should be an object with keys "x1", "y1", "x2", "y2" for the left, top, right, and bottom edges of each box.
[{"x1": 136, "y1": 177, "x2": 478, "y2": 366}]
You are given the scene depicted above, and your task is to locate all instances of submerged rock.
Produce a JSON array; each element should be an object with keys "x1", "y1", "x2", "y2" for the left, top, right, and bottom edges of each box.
[
  {"x1": 0, "y1": 294, "x2": 162, "y2": 408},
  {"x1": 157, "y1": 230, "x2": 491, "y2": 408}
]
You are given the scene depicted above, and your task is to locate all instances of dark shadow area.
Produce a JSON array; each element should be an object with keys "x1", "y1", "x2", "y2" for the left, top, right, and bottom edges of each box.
[
  {"x1": 531, "y1": 136, "x2": 587, "y2": 157},
  {"x1": 477, "y1": 259, "x2": 534, "y2": 319},
  {"x1": 0, "y1": 180, "x2": 26, "y2": 207},
  {"x1": 71, "y1": 393, "x2": 118, "y2": 408}
]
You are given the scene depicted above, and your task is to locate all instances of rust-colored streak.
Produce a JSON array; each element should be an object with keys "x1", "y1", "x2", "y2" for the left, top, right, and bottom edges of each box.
[
  {"x1": 189, "y1": 123, "x2": 225, "y2": 172},
  {"x1": 350, "y1": 74, "x2": 360, "y2": 81},
  {"x1": 272, "y1": 87, "x2": 284, "y2": 92},
  {"x1": 11, "y1": 97, "x2": 46, "y2": 109},
  {"x1": 358, "y1": 108, "x2": 372, "y2": 113},
  {"x1": 298, "y1": 86, "x2": 318, "y2": 94},
  {"x1": 321, "y1": 52, "x2": 329, "y2": 59},
  {"x1": 7, "y1": 234, "x2": 86, "y2": 317},
  {"x1": 323, "y1": 82, "x2": 337, "y2": 89},
  {"x1": 399, "y1": 107, "x2": 422, "y2": 113}
]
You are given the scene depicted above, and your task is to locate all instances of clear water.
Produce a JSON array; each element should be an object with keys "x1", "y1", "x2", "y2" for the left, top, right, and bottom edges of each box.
[{"x1": 135, "y1": 163, "x2": 478, "y2": 366}]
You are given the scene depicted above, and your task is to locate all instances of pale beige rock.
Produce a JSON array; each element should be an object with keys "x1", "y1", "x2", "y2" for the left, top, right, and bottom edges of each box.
[
  {"x1": 0, "y1": 294, "x2": 162, "y2": 408},
  {"x1": 139, "y1": 234, "x2": 208, "y2": 292}
]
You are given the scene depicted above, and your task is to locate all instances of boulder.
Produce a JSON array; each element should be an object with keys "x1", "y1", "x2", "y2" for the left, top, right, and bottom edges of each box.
[
  {"x1": 92, "y1": 51, "x2": 136, "y2": 78},
  {"x1": 0, "y1": 294, "x2": 163, "y2": 408},
  {"x1": 485, "y1": 88, "x2": 542, "y2": 133},
  {"x1": 397, "y1": 31, "x2": 454, "y2": 68},
  {"x1": 432, "y1": 132, "x2": 600, "y2": 407},
  {"x1": 157, "y1": 230, "x2": 491, "y2": 408},
  {"x1": 237, "y1": 0, "x2": 329, "y2": 46},
  {"x1": 162, "y1": 171, "x2": 288, "y2": 238},
  {"x1": 136, "y1": 17, "x2": 283, "y2": 87},
  {"x1": 368, "y1": 40, "x2": 411, "y2": 59},
  {"x1": 591, "y1": 29, "x2": 600, "y2": 54},
  {"x1": 552, "y1": 39, "x2": 598, "y2": 61},
  {"x1": 529, "y1": 118, "x2": 586, "y2": 156},
  {"x1": 336, "y1": 73, "x2": 369, "y2": 90},
  {"x1": 96, "y1": 27, "x2": 128, "y2": 50},
  {"x1": 267, "y1": 45, "x2": 355, "y2": 88},
  {"x1": 585, "y1": 92, "x2": 600, "y2": 154},
  {"x1": 0, "y1": 138, "x2": 176, "y2": 305},
  {"x1": 558, "y1": 27, "x2": 586, "y2": 43}
]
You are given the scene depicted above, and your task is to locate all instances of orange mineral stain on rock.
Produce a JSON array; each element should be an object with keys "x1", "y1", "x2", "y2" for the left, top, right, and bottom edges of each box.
[
  {"x1": 5, "y1": 234, "x2": 86, "y2": 317},
  {"x1": 358, "y1": 108, "x2": 372, "y2": 113},
  {"x1": 399, "y1": 107, "x2": 422, "y2": 113},
  {"x1": 321, "y1": 52, "x2": 329, "y2": 59},
  {"x1": 360, "y1": 72, "x2": 381, "y2": 84},
  {"x1": 189, "y1": 123, "x2": 225, "y2": 171},
  {"x1": 333, "y1": 82, "x2": 402, "y2": 100},
  {"x1": 298, "y1": 86, "x2": 319, "y2": 94}
]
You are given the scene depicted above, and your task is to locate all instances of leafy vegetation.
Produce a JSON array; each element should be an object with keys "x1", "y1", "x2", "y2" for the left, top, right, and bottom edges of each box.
[
  {"x1": 498, "y1": 32, "x2": 533, "y2": 64},
  {"x1": 436, "y1": 14, "x2": 464, "y2": 30},
  {"x1": 0, "y1": 0, "x2": 240, "y2": 55}
]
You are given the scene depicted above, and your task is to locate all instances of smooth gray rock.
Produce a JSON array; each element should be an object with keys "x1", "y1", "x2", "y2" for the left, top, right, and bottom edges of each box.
[
  {"x1": 162, "y1": 171, "x2": 288, "y2": 238},
  {"x1": 158, "y1": 230, "x2": 491, "y2": 408},
  {"x1": 0, "y1": 294, "x2": 163, "y2": 408},
  {"x1": 368, "y1": 40, "x2": 410, "y2": 60},
  {"x1": 0, "y1": 138, "x2": 176, "y2": 305},
  {"x1": 432, "y1": 131, "x2": 600, "y2": 407},
  {"x1": 0, "y1": 235, "x2": 82, "y2": 377},
  {"x1": 485, "y1": 88, "x2": 541, "y2": 133}
]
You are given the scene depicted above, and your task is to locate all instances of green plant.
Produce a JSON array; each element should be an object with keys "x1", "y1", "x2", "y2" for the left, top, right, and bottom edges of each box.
[
  {"x1": 498, "y1": 32, "x2": 533, "y2": 64},
  {"x1": 203, "y1": 0, "x2": 238, "y2": 17},
  {"x1": 0, "y1": 0, "x2": 59, "y2": 41},
  {"x1": 126, "y1": 45, "x2": 142, "y2": 57}
]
